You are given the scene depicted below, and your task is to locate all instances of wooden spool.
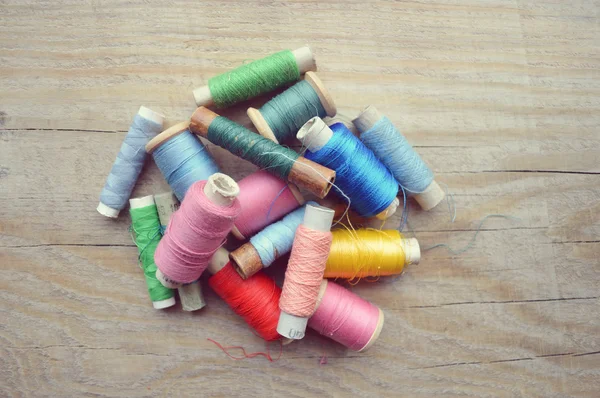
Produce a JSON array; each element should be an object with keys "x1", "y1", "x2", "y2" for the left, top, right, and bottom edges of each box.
[
  {"x1": 247, "y1": 71, "x2": 337, "y2": 144},
  {"x1": 189, "y1": 106, "x2": 336, "y2": 199}
]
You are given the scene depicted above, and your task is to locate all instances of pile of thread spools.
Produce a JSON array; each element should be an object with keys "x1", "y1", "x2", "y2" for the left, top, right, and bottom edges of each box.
[{"x1": 98, "y1": 47, "x2": 445, "y2": 353}]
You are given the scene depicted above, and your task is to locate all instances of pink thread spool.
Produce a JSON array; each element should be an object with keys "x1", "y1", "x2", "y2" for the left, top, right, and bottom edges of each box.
[
  {"x1": 154, "y1": 173, "x2": 241, "y2": 288},
  {"x1": 308, "y1": 280, "x2": 384, "y2": 351},
  {"x1": 277, "y1": 204, "x2": 334, "y2": 339},
  {"x1": 232, "y1": 170, "x2": 304, "y2": 240}
]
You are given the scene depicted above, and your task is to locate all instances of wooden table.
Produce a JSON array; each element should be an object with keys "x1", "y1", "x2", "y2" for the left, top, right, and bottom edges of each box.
[{"x1": 1, "y1": 1, "x2": 599, "y2": 396}]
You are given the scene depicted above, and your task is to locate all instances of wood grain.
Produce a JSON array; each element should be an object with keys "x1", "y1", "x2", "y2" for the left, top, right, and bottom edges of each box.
[{"x1": 1, "y1": 0, "x2": 599, "y2": 396}]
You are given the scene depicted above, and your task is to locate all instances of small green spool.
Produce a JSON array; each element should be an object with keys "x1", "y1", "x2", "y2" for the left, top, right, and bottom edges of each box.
[
  {"x1": 208, "y1": 50, "x2": 301, "y2": 108},
  {"x1": 130, "y1": 203, "x2": 175, "y2": 306}
]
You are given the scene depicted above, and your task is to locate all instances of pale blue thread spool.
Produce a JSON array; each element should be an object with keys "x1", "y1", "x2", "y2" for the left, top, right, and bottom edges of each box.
[
  {"x1": 146, "y1": 122, "x2": 220, "y2": 201},
  {"x1": 248, "y1": 72, "x2": 336, "y2": 144},
  {"x1": 353, "y1": 106, "x2": 445, "y2": 211},
  {"x1": 231, "y1": 202, "x2": 316, "y2": 279},
  {"x1": 98, "y1": 106, "x2": 164, "y2": 218}
]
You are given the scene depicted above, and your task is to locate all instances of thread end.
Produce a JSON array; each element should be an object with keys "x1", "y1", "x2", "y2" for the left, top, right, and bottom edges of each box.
[
  {"x1": 297, "y1": 117, "x2": 333, "y2": 152},
  {"x1": 137, "y1": 106, "x2": 165, "y2": 126},
  {"x1": 414, "y1": 180, "x2": 445, "y2": 211},
  {"x1": 193, "y1": 86, "x2": 213, "y2": 107},
  {"x1": 97, "y1": 202, "x2": 120, "y2": 218},
  {"x1": 152, "y1": 297, "x2": 176, "y2": 310},
  {"x1": 205, "y1": 173, "x2": 240, "y2": 206}
]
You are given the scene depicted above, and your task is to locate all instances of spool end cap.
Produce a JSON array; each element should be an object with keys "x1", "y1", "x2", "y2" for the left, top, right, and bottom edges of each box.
[{"x1": 97, "y1": 202, "x2": 120, "y2": 218}]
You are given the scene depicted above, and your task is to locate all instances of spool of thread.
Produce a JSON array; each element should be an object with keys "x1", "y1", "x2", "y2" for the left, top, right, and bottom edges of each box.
[
  {"x1": 154, "y1": 173, "x2": 242, "y2": 288},
  {"x1": 308, "y1": 280, "x2": 384, "y2": 351},
  {"x1": 98, "y1": 106, "x2": 164, "y2": 218},
  {"x1": 129, "y1": 195, "x2": 175, "y2": 309},
  {"x1": 230, "y1": 202, "x2": 317, "y2": 279},
  {"x1": 325, "y1": 229, "x2": 420, "y2": 279},
  {"x1": 247, "y1": 72, "x2": 336, "y2": 144},
  {"x1": 352, "y1": 106, "x2": 445, "y2": 210},
  {"x1": 207, "y1": 248, "x2": 282, "y2": 341},
  {"x1": 193, "y1": 47, "x2": 316, "y2": 108},
  {"x1": 232, "y1": 171, "x2": 304, "y2": 240},
  {"x1": 189, "y1": 107, "x2": 336, "y2": 199},
  {"x1": 298, "y1": 117, "x2": 399, "y2": 220},
  {"x1": 154, "y1": 192, "x2": 206, "y2": 312},
  {"x1": 145, "y1": 121, "x2": 220, "y2": 201},
  {"x1": 277, "y1": 204, "x2": 334, "y2": 339}
]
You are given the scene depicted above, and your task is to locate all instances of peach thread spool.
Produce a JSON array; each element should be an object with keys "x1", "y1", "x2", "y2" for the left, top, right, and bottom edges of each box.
[
  {"x1": 277, "y1": 204, "x2": 334, "y2": 340},
  {"x1": 154, "y1": 173, "x2": 241, "y2": 288},
  {"x1": 308, "y1": 280, "x2": 384, "y2": 352},
  {"x1": 231, "y1": 170, "x2": 304, "y2": 240},
  {"x1": 154, "y1": 191, "x2": 206, "y2": 311}
]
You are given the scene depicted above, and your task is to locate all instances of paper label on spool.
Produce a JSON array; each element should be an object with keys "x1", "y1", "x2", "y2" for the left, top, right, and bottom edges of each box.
[
  {"x1": 154, "y1": 192, "x2": 180, "y2": 227},
  {"x1": 277, "y1": 311, "x2": 309, "y2": 339}
]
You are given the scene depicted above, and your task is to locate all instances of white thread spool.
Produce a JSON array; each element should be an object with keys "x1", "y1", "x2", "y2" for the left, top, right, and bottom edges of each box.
[
  {"x1": 193, "y1": 47, "x2": 317, "y2": 107},
  {"x1": 277, "y1": 204, "x2": 334, "y2": 340},
  {"x1": 297, "y1": 117, "x2": 399, "y2": 220},
  {"x1": 129, "y1": 195, "x2": 176, "y2": 310},
  {"x1": 155, "y1": 173, "x2": 240, "y2": 289}
]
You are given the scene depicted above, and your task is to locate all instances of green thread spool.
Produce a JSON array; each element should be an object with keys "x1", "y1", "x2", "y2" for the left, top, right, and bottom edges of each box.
[
  {"x1": 189, "y1": 107, "x2": 336, "y2": 199},
  {"x1": 130, "y1": 196, "x2": 176, "y2": 309},
  {"x1": 193, "y1": 47, "x2": 316, "y2": 108},
  {"x1": 209, "y1": 116, "x2": 299, "y2": 177},
  {"x1": 247, "y1": 72, "x2": 337, "y2": 144}
]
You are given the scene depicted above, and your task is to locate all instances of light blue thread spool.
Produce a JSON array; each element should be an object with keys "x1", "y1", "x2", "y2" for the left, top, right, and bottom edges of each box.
[
  {"x1": 231, "y1": 202, "x2": 317, "y2": 279},
  {"x1": 248, "y1": 72, "x2": 336, "y2": 144},
  {"x1": 353, "y1": 106, "x2": 445, "y2": 210},
  {"x1": 146, "y1": 122, "x2": 220, "y2": 201},
  {"x1": 98, "y1": 106, "x2": 164, "y2": 218}
]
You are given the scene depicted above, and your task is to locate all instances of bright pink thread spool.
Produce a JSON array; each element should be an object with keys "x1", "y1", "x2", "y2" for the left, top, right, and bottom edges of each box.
[
  {"x1": 309, "y1": 280, "x2": 384, "y2": 351},
  {"x1": 155, "y1": 174, "x2": 241, "y2": 287},
  {"x1": 232, "y1": 170, "x2": 304, "y2": 240},
  {"x1": 278, "y1": 204, "x2": 334, "y2": 340}
]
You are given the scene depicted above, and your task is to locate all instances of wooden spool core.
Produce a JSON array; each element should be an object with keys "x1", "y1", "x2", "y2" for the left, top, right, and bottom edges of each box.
[
  {"x1": 189, "y1": 107, "x2": 335, "y2": 199},
  {"x1": 145, "y1": 121, "x2": 189, "y2": 154},
  {"x1": 193, "y1": 46, "x2": 317, "y2": 107},
  {"x1": 229, "y1": 243, "x2": 264, "y2": 280},
  {"x1": 247, "y1": 71, "x2": 336, "y2": 144},
  {"x1": 353, "y1": 106, "x2": 445, "y2": 211}
]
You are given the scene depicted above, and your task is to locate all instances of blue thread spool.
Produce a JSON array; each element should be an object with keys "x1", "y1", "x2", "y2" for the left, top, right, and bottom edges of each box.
[
  {"x1": 145, "y1": 121, "x2": 220, "y2": 201},
  {"x1": 247, "y1": 72, "x2": 337, "y2": 144},
  {"x1": 230, "y1": 202, "x2": 317, "y2": 279},
  {"x1": 298, "y1": 118, "x2": 399, "y2": 220},
  {"x1": 353, "y1": 106, "x2": 445, "y2": 210},
  {"x1": 98, "y1": 106, "x2": 164, "y2": 218}
]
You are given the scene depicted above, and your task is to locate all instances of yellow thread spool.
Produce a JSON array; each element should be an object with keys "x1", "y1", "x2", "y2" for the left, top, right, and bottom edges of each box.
[{"x1": 324, "y1": 229, "x2": 420, "y2": 279}]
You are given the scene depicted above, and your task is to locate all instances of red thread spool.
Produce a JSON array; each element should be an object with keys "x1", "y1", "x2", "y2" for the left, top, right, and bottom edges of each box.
[
  {"x1": 232, "y1": 170, "x2": 304, "y2": 240},
  {"x1": 208, "y1": 248, "x2": 281, "y2": 341}
]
